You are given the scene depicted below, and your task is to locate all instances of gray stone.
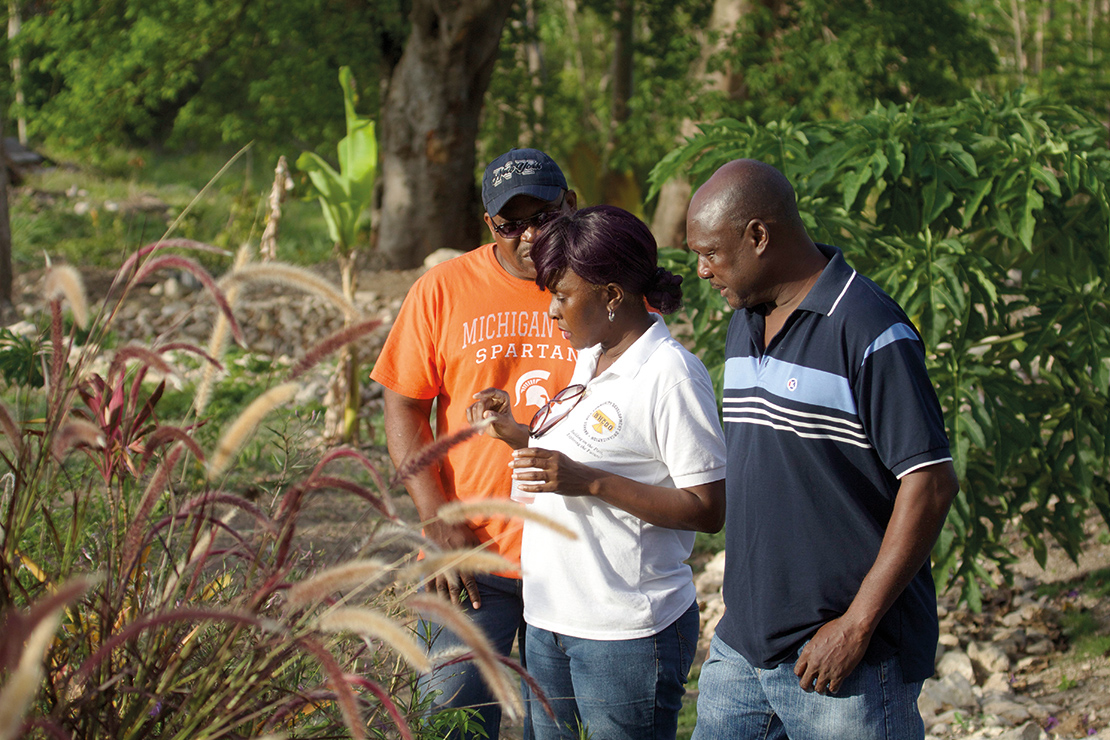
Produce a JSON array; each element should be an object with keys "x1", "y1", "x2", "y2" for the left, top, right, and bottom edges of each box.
[
  {"x1": 937, "y1": 649, "x2": 976, "y2": 683},
  {"x1": 423, "y1": 248, "x2": 465, "y2": 269},
  {"x1": 7, "y1": 320, "x2": 37, "y2": 337},
  {"x1": 969, "y1": 640, "x2": 1012, "y2": 674},
  {"x1": 982, "y1": 672, "x2": 1015, "y2": 695},
  {"x1": 163, "y1": 276, "x2": 181, "y2": 299},
  {"x1": 991, "y1": 626, "x2": 1026, "y2": 653},
  {"x1": 1023, "y1": 639, "x2": 1053, "y2": 656},
  {"x1": 920, "y1": 673, "x2": 979, "y2": 713},
  {"x1": 981, "y1": 697, "x2": 1031, "y2": 725},
  {"x1": 994, "y1": 722, "x2": 1047, "y2": 740},
  {"x1": 694, "y1": 550, "x2": 726, "y2": 595}
]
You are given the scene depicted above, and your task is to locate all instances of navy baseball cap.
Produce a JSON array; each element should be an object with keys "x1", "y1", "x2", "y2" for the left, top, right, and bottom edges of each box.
[{"x1": 482, "y1": 148, "x2": 568, "y2": 217}]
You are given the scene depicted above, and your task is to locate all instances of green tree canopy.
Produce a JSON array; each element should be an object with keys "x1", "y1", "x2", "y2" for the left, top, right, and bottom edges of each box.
[{"x1": 13, "y1": 0, "x2": 404, "y2": 151}]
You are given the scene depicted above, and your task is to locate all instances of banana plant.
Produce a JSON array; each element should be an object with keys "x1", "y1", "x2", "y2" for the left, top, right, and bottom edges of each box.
[{"x1": 297, "y1": 66, "x2": 378, "y2": 444}]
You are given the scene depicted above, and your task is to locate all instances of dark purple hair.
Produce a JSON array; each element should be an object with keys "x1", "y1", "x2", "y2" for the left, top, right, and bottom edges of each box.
[{"x1": 530, "y1": 205, "x2": 683, "y2": 314}]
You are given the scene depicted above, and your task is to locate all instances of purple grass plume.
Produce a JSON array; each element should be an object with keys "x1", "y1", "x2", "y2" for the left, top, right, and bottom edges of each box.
[
  {"x1": 390, "y1": 418, "x2": 493, "y2": 488},
  {"x1": 287, "y1": 319, "x2": 382, "y2": 381}
]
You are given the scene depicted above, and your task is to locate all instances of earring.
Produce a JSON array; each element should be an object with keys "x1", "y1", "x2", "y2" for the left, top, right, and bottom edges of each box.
[{"x1": 608, "y1": 308, "x2": 615, "y2": 323}]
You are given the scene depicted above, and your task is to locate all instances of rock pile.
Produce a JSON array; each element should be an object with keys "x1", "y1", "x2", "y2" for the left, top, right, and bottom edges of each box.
[
  {"x1": 694, "y1": 551, "x2": 1108, "y2": 740},
  {"x1": 15, "y1": 267, "x2": 411, "y2": 413}
]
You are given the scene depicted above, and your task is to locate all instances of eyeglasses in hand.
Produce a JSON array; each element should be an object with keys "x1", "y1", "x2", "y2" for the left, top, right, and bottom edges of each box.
[
  {"x1": 491, "y1": 193, "x2": 566, "y2": 239},
  {"x1": 529, "y1": 384, "x2": 587, "y2": 438}
]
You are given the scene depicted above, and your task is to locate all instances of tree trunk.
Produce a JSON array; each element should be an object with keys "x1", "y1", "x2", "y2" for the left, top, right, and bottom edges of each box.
[
  {"x1": 525, "y1": 0, "x2": 545, "y2": 141},
  {"x1": 0, "y1": 118, "x2": 12, "y2": 311},
  {"x1": 377, "y1": 0, "x2": 515, "y2": 269},
  {"x1": 610, "y1": 0, "x2": 634, "y2": 133},
  {"x1": 649, "y1": 0, "x2": 757, "y2": 250},
  {"x1": 8, "y1": 1, "x2": 26, "y2": 145},
  {"x1": 1009, "y1": 0, "x2": 1026, "y2": 83}
]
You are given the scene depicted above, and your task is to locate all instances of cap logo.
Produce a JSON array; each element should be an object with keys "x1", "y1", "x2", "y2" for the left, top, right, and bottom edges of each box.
[{"x1": 491, "y1": 159, "x2": 544, "y2": 187}]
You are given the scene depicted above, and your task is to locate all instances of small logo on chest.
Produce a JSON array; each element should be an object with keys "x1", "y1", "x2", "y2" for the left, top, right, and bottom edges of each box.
[
  {"x1": 583, "y1": 401, "x2": 623, "y2": 442},
  {"x1": 786, "y1": 377, "x2": 798, "y2": 392}
]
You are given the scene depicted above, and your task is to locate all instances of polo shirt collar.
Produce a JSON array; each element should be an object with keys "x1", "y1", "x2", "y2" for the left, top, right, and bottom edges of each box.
[
  {"x1": 796, "y1": 243, "x2": 857, "y2": 317},
  {"x1": 582, "y1": 313, "x2": 671, "y2": 380}
]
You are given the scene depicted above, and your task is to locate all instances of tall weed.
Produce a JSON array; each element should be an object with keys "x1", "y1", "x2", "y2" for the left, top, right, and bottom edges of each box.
[{"x1": 0, "y1": 238, "x2": 533, "y2": 739}]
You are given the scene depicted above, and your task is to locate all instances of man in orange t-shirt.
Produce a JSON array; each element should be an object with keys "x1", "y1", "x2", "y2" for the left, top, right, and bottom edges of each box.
[{"x1": 370, "y1": 148, "x2": 577, "y2": 738}]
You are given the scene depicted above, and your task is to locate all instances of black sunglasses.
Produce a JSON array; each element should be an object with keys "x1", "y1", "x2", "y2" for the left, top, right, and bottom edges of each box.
[
  {"x1": 491, "y1": 193, "x2": 566, "y2": 239},
  {"x1": 529, "y1": 384, "x2": 587, "y2": 438}
]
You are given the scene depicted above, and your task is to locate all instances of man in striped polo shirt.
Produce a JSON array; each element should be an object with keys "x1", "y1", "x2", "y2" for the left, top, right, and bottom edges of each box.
[{"x1": 686, "y1": 159, "x2": 959, "y2": 740}]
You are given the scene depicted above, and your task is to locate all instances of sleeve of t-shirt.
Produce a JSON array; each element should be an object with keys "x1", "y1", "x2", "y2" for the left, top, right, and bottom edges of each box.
[
  {"x1": 652, "y1": 357, "x2": 728, "y2": 489},
  {"x1": 369, "y1": 274, "x2": 443, "y2": 400},
  {"x1": 855, "y1": 322, "x2": 952, "y2": 479}
]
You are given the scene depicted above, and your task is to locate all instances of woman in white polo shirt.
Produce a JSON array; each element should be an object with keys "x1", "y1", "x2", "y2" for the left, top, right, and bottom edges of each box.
[{"x1": 468, "y1": 205, "x2": 727, "y2": 740}]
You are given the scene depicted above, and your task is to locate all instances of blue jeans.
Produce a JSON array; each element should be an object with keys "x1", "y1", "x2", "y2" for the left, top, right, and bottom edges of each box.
[
  {"x1": 692, "y1": 634, "x2": 924, "y2": 740},
  {"x1": 525, "y1": 601, "x2": 699, "y2": 740},
  {"x1": 417, "y1": 573, "x2": 531, "y2": 740}
]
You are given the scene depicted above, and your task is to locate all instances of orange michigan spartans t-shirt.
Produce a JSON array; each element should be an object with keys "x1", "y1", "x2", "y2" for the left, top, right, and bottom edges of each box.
[{"x1": 370, "y1": 244, "x2": 577, "y2": 571}]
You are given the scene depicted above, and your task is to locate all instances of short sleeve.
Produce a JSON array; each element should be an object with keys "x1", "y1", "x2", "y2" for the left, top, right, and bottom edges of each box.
[
  {"x1": 369, "y1": 275, "x2": 443, "y2": 400},
  {"x1": 855, "y1": 325, "x2": 951, "y2": 478},
  {"x1": 652, "y1": 356, "x2": 727, "y2": 489}
]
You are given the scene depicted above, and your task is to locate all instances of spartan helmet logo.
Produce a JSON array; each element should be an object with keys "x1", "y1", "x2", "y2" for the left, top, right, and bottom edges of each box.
[{"x1": 515, "y1": 370, "x2": 552, "y2": 409}]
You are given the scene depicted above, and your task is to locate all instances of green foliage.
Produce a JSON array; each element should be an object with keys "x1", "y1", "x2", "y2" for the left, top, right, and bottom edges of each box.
[
  {"x1": 651, "y1": 91, "x2": 1110, "y2": 604},
  {"x1": 296, "y1": 67, "x2": 378, "y2": 252},
  {"x1": 9, "y1": 149, "x2": 335, "y2": 270},
  {"x1": 1057, "y1": 674, "x2": 1079, "y2": 690},
  {"x1": 13, "y1": 0, "x2": 399, "y2": 151},
  {"x1": 967, "y1": 0, "x2": 1110, "y2": 113},
  {"x1": 1044, "y1": 566, "x2": 1110, "y2": 658},
  {"x1": 0, "y1": 327, "x2": 46, "y2": 388},
  {"x1": 481, "y1": 0, "x2": 712, "y2": 200},
  {"x1": 480, "y1": 0, "x2": 997, "y2": 213},
  {"x1": 713, "y1": 0, "x2": 995, "y2": 123},
  {"x1": 421, "y1": 706, "x2": 490, "y2": 739}
]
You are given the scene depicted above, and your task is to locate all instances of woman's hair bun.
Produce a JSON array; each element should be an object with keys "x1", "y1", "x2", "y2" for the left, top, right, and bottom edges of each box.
[{"x1": 645, "y1": 267, "x2": 683, "y2": 315}]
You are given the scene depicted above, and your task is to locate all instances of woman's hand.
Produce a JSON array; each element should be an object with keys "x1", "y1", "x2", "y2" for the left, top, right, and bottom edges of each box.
[
  {"x1": 510, "y1": 448, "x2": 601, "y2": 497},
  {"x1": 513, "y1": 447, "x2": 726, "y2": 532},
  {"x1": 467, "y1": 388, "x2": 530, "y2": 449}
]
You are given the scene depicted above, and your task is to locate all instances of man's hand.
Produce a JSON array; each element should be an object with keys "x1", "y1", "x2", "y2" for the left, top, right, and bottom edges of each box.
[
  {"x1": 793, "y1": 463, "x2": 958, "y2": 695},
  {"x1": 467, "y1": 388, "x2": 530, "y2": 449},
  {"x1": 794, "y1": 615, "x2": 872, "y2": 695},
  {"x1": 423, "y1": 519, "x2": 484, "y2": 609},
  {"x1": 382, "y1": 388, "x2": 487, "y2": 610}
]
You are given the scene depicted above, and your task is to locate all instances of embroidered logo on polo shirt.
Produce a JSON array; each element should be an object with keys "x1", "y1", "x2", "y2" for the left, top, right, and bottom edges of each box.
[
  {"x1": 583, "y1": 401, "x2": 622, "y2": 442},
  {"x1": 786, "y1": 377, "x2": 798, "y2": 392}
]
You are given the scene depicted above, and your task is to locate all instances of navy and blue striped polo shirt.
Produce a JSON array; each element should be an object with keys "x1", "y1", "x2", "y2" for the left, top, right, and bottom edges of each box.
[{"x1": 716, "y1": 243, "x2": 951, "y2": 683}]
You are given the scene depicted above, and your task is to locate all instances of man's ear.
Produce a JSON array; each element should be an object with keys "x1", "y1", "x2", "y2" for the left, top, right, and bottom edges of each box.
[
  {"x1": 748, "y1": 218, "x2": 770, "y2": 255},
  {"x1": 564, "y1": 190, "x2": 579, "y2": 212},
  {"x1": 483, "y1": 212, "x2": 499, "y2": 239}
]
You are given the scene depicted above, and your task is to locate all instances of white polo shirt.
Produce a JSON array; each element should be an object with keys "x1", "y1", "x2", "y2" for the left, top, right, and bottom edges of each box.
[{"x1": 520, "y1": 313, "x2": 727, "y2": 639}]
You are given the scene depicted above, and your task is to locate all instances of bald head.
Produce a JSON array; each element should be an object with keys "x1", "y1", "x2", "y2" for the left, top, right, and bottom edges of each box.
[
  {"x1": 688, "y1": 159, "x2": 802, "y2": 238},
  {"x1": 685, "y1": 159, "x2": 824, "y2": 312}
]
